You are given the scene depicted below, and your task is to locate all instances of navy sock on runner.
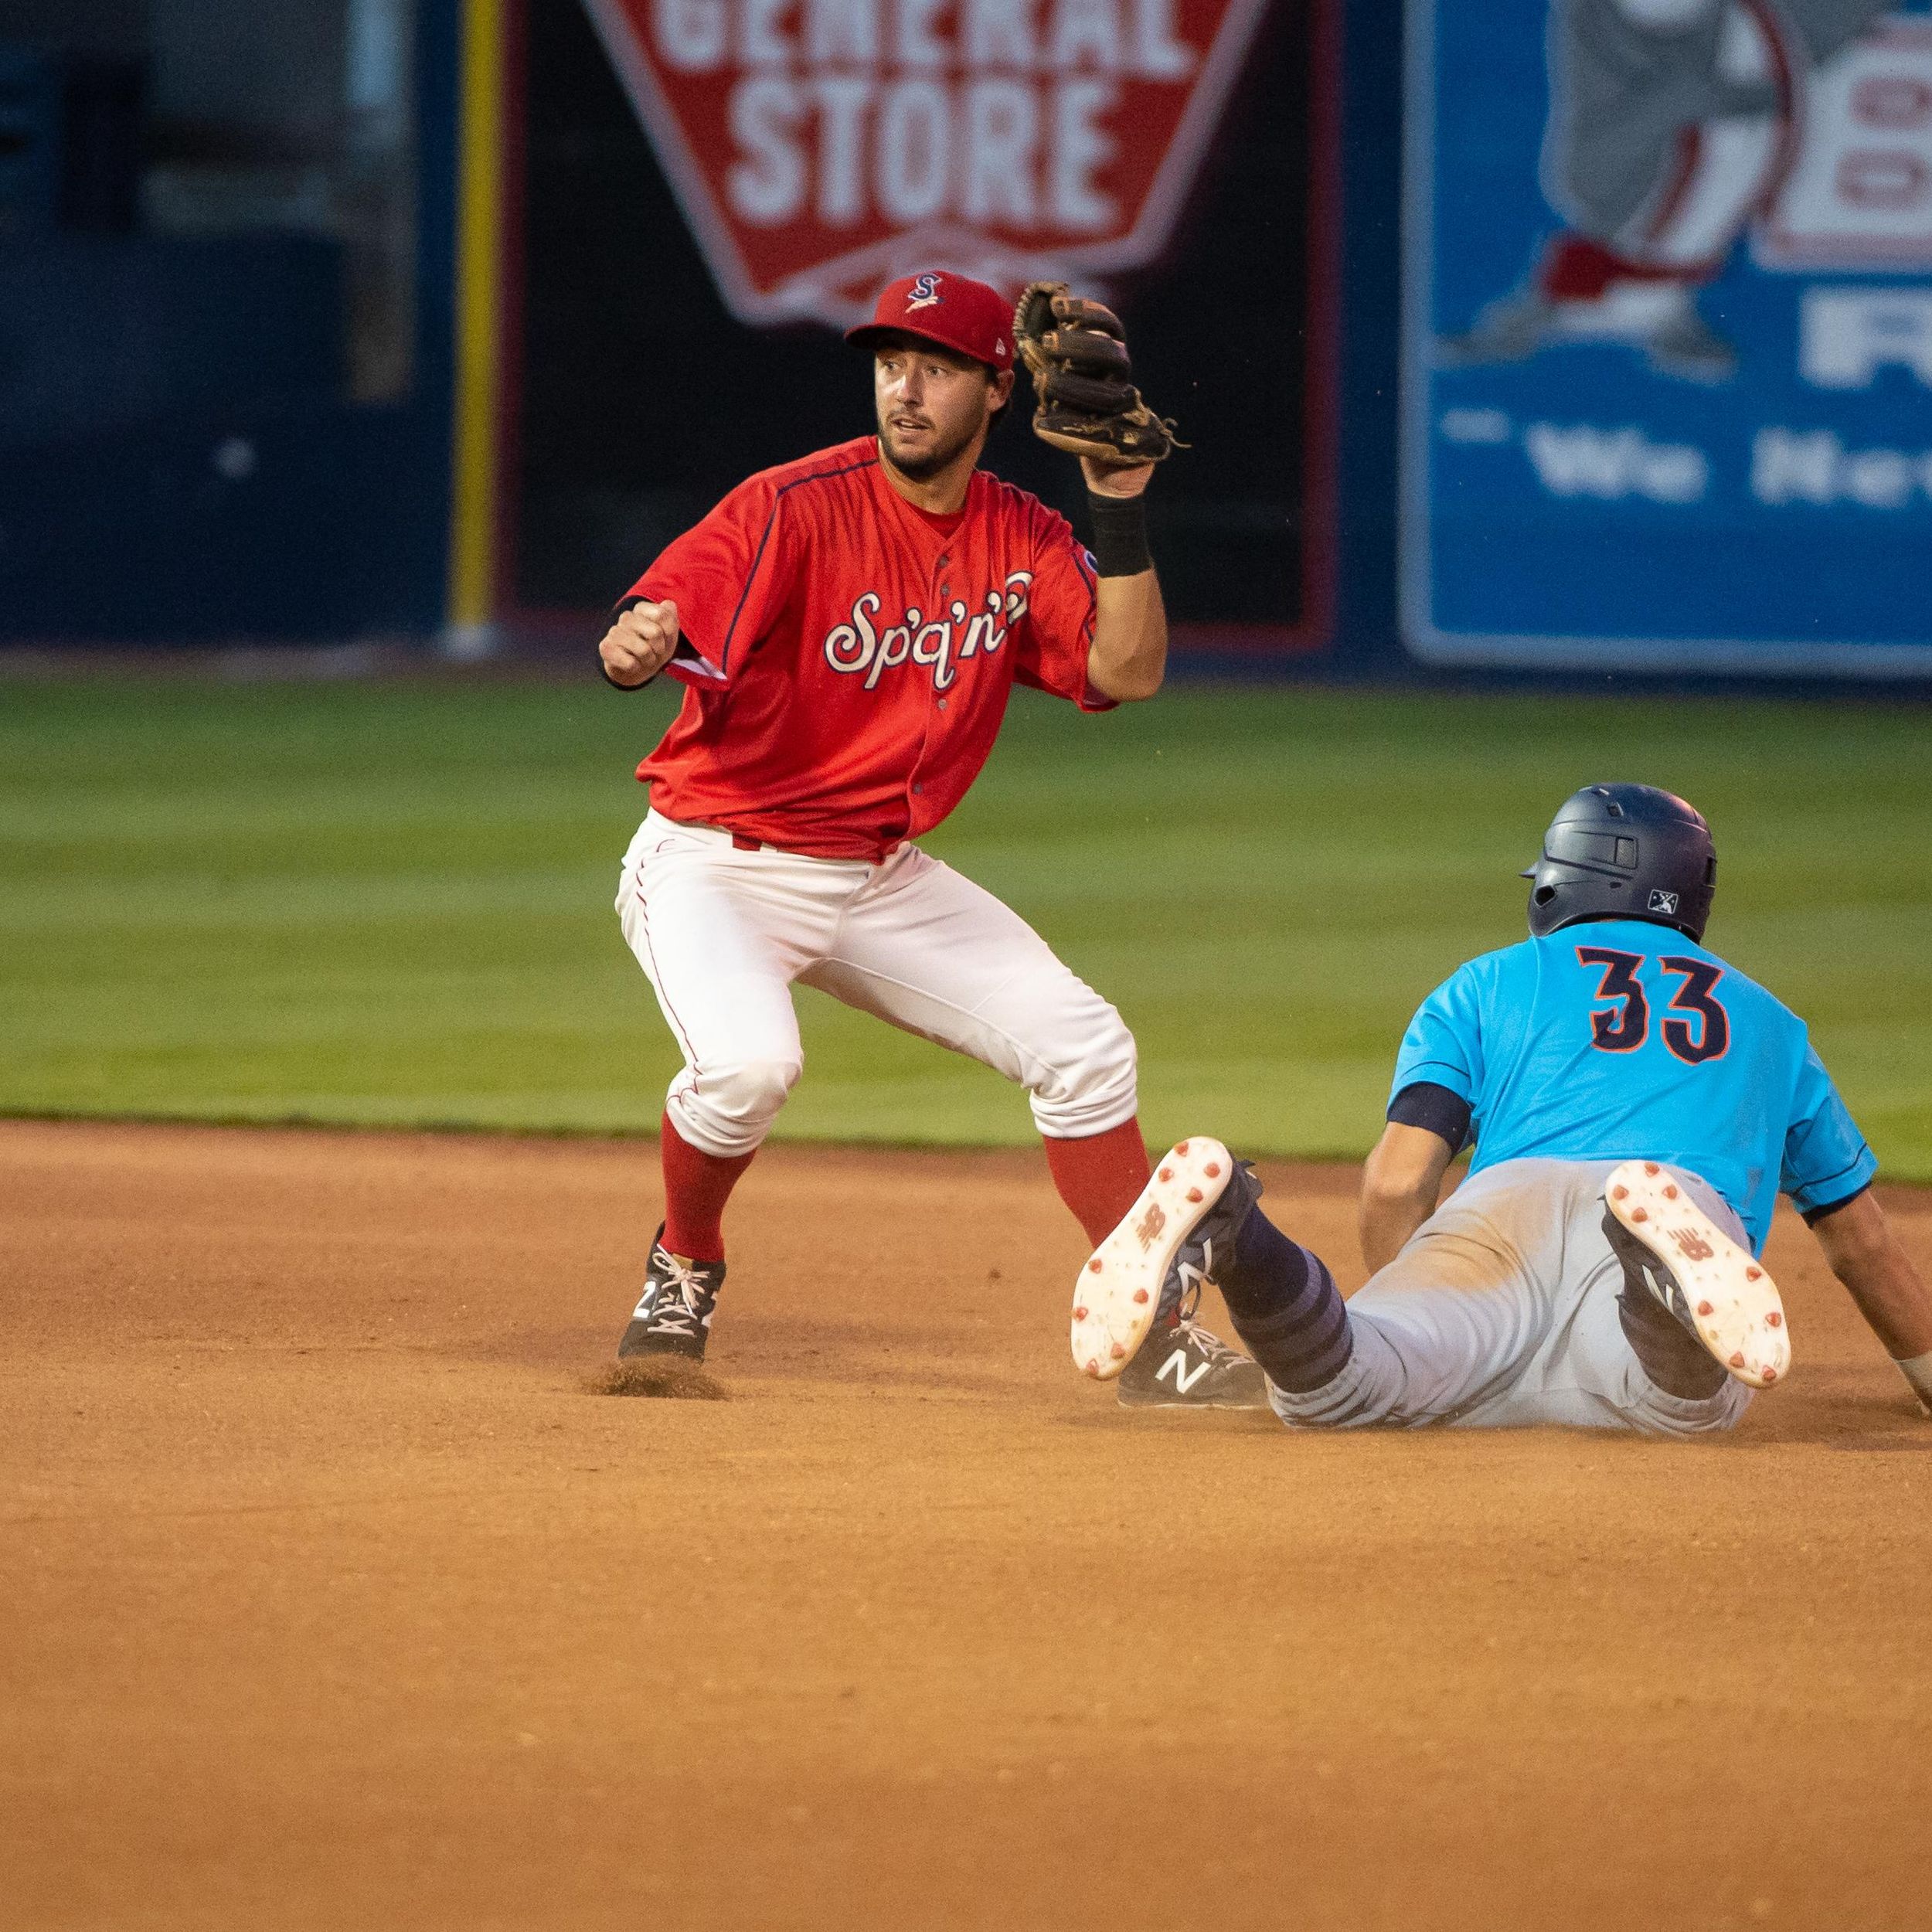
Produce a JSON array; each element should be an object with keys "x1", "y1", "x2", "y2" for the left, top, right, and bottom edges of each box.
[{"x1": 1216, "y1": 1208, "x2": 1353, "y2": 1395}]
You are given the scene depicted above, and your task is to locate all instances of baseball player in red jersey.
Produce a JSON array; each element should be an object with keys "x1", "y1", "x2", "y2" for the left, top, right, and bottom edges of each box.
[{"x1": 597, "y1": 269, "x2": 1264, "y2": 1408}]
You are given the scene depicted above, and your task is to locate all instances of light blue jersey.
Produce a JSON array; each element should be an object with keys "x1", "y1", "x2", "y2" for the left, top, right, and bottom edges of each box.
[{"x1": 1389, "y1": 919, "x2": 1875, "y2": 1253}]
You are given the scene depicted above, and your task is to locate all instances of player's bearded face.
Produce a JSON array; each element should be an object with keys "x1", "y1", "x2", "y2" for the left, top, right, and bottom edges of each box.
[{"x1": 873, "y1": 342, "x2": 1001, "y2": 481}]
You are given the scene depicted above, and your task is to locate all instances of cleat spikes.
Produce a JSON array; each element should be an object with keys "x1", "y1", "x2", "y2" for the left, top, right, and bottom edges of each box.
[
  {"x1": 1605, "y1": 1159, "x2": 1791, "y2": 1394},
  {"x1": 1068, "y1": 1134, "x2": 1253, "y2": 1388}
]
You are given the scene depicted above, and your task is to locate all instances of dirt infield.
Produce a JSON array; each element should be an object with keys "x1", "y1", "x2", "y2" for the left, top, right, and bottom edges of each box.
[{"x1": 4, "y1": 1121, "x2": 1930, "y2": 1932}]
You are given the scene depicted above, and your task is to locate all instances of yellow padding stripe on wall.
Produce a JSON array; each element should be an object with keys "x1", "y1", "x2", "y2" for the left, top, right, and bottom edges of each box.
[{"x1": 447, "y1": 0, "x2": 504, "y2": 638}]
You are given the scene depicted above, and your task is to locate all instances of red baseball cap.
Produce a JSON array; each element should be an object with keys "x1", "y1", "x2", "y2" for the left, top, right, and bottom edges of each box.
[{"x1": 845, "y1": 271, "x2": 1014, "y2": 372}]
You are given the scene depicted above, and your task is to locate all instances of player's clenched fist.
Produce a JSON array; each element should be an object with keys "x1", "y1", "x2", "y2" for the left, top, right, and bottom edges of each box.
[{"x1": 600, "y1": 599, "x2": 680, "y2": 686}]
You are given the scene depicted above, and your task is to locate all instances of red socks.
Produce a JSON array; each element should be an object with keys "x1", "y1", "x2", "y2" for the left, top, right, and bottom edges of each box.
[
  {"x1": 663, "y1": 1115, "x2": 1153, "y2": 1268},
  {"x1": 660, "y1": 1115, "x2": 755, "y2": 1263},
  {"x1": 1043, "y1": 1117, "x2": 1153, "y2": 1247}
]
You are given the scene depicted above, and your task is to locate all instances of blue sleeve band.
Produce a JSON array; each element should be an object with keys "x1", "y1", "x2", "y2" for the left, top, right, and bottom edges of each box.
[
  {"x1": 1387, "y1": 1080, "x2": 1474, "y2": 1154},
  {"x1": 1800, "y1": 1182, "x2": 1872, "y2": 1227}
]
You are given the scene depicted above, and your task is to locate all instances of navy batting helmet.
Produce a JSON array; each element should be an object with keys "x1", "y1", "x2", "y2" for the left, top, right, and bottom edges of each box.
[{"x1": 1522, "y1": 784, "x2": 1716, "y2": 942}]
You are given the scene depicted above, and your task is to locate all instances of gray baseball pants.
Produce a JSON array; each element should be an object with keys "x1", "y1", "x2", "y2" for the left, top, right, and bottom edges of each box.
[{"x1": 1268, "y1": 1158, "x2": 1753, "y2": 1437}]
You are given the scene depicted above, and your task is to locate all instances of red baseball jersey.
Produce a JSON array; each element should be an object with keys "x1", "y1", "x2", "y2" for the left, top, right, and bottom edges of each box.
[{"x1": 625, "y1": 436, "x2": 1111, "y2": 861}]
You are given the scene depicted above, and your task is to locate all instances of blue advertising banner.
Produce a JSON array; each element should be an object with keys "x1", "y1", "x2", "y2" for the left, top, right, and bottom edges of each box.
[{"x1": 1403, "y1": 0, "x2": 1932, "y2": 676}]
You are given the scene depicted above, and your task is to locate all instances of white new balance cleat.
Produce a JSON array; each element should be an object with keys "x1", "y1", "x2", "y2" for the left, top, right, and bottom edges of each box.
[
  {"x1": 1070, "y1": 1137, "x2": 1239, "y2": 1381},
  {"x1": 1604, "y1": 1161, "x2": 1790, "y2": 1389}
]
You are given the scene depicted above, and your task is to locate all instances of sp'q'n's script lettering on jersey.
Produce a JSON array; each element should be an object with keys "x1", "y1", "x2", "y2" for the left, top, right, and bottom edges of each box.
[
  {"x1": 582, "y1": 0, "x2": 1274, "y2": 325},
  {"x1": 821, "y1": 570, "x2": 1032, "y2": 691}
]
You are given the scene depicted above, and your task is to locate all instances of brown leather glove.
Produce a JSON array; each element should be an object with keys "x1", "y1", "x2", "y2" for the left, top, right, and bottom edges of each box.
[{"x1": 1012, "y1": 281, "x2": 1183, "y2": 468}]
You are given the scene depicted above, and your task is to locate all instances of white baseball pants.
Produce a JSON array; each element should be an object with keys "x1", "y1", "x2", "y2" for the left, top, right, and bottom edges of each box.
[
  {"x1": 614, "y1": 811, "x2": 1139, "y2": 1158},
  {"x1": 1268, "y1": 1158, "x2": 1753, "y2": 1438}
]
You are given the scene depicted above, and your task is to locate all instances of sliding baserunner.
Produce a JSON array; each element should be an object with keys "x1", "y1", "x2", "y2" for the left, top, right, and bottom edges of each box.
[{"x1": 1073, "y1": 784, "x2": 1932, "y2": 1434}]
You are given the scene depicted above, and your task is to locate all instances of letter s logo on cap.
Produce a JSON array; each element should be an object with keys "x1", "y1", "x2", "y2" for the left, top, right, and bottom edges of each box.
[{"x1": 907, "y1": 273, "x2": 943, "y2": 310}]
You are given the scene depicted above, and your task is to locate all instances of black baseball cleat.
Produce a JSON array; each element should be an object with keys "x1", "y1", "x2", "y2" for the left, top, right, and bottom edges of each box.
[
  {"x1": 1073, "y1": 1138, "x2": 1270, "y2": 1410},
  {"x1": 1115, "y1": 1307, "x2": 1267, "y2": 1409},
  {"x1": 617, "y1": 1226, "x2": 726, "y2": 1362}
]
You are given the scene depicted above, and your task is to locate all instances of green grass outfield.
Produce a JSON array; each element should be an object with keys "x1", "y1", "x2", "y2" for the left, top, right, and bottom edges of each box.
[{"x1": 3, "y1": 674, "x2": 1929, "y2": 1176}]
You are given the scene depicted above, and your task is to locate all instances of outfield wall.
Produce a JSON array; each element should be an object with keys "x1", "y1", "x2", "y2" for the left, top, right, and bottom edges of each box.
[
  {"x1": 3, "y1": 0, "x2": 1928, "y2": 678},
  {"x1": 0, "y1": 0, "x2": 463, "y2": 645}
]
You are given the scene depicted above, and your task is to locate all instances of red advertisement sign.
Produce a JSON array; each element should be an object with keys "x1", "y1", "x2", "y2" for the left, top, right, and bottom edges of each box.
[{"x1": 580, "y1": 0, "x2": 1274, "y2": 324}]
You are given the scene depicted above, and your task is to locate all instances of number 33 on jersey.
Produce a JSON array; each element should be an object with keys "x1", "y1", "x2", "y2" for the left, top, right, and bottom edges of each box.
[
  {"x1": 1390, "y1": 917, "x2": 1875, "y2": 1253},
  {"x1": 1575, "y1": 947, "x2": 1728, "y2": 1063}
]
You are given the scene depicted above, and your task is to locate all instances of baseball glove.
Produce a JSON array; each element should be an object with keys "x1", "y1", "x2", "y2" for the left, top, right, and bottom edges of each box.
[{"x1": 1012, "y1": 282, "x2": 1182, "y2": 468}]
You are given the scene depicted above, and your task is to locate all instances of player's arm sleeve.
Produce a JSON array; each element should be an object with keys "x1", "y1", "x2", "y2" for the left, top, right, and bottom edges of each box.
[
  {"x1": 1386, "y1": 966, "x2": 1486, "y2": 1151},
  {"x1": 1010, "y1": 510, "x2": 1115, "y2": 713},
  {"x1": 1781, "y1": 1041, "x2": 1878, "y2": 1221},
  {"x1": 617, "y1": 478, "x2": 792, "y2": 690},
  {"x1": 1387, "y1": 1081, "x2": 1474, "y2": 1154}
]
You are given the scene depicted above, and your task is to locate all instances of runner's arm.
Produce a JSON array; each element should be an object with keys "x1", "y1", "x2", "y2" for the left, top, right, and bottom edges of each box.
[
  {"x1": 1359, "y1": 1123, "x2": 1458, "y2": 1274},
  {"x1": 1807, "y1": 1190, "x2": 1932, "y2": 1413}
]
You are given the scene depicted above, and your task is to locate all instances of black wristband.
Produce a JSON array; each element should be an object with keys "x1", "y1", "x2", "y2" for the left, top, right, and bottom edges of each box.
[{"x1": 1086, "y1": 492, "x2": 1152, "y2": 577}]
